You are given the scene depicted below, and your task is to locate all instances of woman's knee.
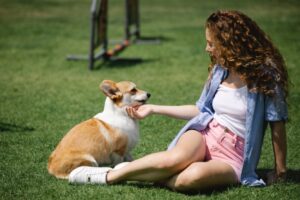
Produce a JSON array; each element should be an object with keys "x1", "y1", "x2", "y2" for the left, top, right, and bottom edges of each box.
[
  {"x1": 172, "y1": 163, "x2": 207, "y2": 192},
  {"x1": 171, "y1": 161, "x2": 238, "y2": 192},
  {"x1": 156, "y1": 131, "x2": 205, "y2": 173}
]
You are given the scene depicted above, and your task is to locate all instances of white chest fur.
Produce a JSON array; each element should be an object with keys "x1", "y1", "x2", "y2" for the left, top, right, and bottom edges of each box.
[{"x1": 93, "y1": 98, "x2": 139, "y2": 152}]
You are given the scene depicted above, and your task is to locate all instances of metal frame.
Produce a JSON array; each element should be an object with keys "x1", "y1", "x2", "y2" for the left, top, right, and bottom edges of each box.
[
  {"x1": 67, "y1": 0, "x2": 109, "y2": 70},
  {"x1": 89, "y1": 0, "x2": 109, "y2": 70},
  {"x1": 125, "y1": 0, "x2": 160, "y2": 44},
  {"x1": 125, "y1": 0, "x2": 140, "y2": 40},
  {"x1": 67, "y1": 0, "x2": 158, "y2": 70}
]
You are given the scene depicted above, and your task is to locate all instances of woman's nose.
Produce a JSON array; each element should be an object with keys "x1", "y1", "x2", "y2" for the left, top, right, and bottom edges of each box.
[{"x1": 205, "y1": 44, "x2": 209, "y2": 52}]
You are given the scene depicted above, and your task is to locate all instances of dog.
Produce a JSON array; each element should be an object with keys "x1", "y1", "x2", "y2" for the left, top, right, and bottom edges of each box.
[{"x1": 47, "y1": 80, "x2": 151, "y2": 179}]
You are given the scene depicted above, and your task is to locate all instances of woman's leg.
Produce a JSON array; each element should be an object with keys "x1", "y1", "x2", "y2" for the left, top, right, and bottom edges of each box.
[
  {"x1": 166, "y1": 160, "x2": 238, "y2": 192},
  {"x1": 107, "y1": 130, "x2": 206, "y2": 184}
]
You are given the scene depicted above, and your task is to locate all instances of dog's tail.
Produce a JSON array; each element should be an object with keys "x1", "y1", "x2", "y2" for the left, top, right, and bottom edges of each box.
[{"x1": 48, "y1": 153, "x2": 98, "y2": 179}]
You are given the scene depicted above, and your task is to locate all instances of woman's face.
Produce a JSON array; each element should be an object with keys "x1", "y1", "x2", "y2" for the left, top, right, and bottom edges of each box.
[{"x1": 205, "y1": 28, "x2": 218, "y2": 60}]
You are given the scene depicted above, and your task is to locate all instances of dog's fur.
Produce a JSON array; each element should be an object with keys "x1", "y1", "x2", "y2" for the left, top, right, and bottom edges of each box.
[{"x1": 47, "y1": 80, "x2": 150, "y2": 179}]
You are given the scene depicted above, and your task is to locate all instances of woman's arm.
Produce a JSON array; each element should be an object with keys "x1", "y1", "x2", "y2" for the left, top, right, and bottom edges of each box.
[
  {"x1": 268, "y1": 121, "x2": 287, "y2": 184},
  {"x1": 126, "y1": 104, "x2": 200, "y2": 120}
]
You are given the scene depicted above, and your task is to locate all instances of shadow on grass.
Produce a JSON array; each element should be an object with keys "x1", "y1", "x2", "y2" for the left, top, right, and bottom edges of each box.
[
  {"x1": 120, "y1": 169, "x2": 300, "y2": 196},
  {"x1": 125, "y1": 181, "x2": 234, "y2": 196},
  {"x1": 133, "y1": 35, "x2": 175, "y2": 44},
  {"x1": 0, "y1": 122, "x2": 35, "y2": 133},
  {"x1": 94, "y1": 58, "x2": 158, "y2": 70},
  {"x1": 92, "y1": 35, "x2": 173, "y2": 70},
  {"x1": 68, "y1": 35, "x2": 173, "y2": 70},
  {"x1": 257, "y1": 168, "x2": 300, "y2": 184}
]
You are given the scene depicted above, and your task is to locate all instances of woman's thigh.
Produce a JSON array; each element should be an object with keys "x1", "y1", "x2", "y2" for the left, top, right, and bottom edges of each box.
[
  {"x1": 167, "y1": 160, "x2": 238, "y2": 192},
  {"x1": 168, "y1": 130, "x2": 206, "y2": 166}
]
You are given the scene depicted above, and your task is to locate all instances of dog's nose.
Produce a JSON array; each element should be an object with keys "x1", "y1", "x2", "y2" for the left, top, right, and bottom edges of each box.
[{"x1": 147, "y1": 93, "x2": 151, "y2": 98}]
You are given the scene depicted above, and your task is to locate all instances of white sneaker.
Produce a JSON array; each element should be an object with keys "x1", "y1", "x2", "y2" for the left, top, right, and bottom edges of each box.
[{"x1": 69, "y1": 166, "x2": 112, "y2": 184}]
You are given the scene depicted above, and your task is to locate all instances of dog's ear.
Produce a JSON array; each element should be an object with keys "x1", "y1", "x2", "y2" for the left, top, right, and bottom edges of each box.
[{"x1": 99, "y1": 80, "x2": 123, "y2": 100}]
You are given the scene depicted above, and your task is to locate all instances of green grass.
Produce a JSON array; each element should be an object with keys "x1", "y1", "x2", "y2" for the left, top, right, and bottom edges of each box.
[{"x1": 0, "y1": 0, "x2": 300, "y2": 199}]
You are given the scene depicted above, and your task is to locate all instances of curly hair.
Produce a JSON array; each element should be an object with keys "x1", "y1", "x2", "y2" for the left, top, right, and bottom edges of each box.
[{"x1": 206, "y1": 10, "x2": 289, "y2": 99}]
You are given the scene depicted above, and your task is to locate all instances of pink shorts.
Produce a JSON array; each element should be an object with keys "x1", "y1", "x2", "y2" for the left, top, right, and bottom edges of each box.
[{"x1": 201, "y1": 119, "x2": 245, "y2": 181}]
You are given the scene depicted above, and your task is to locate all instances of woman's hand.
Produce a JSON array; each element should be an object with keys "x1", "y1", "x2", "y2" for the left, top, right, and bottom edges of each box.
[
  {"x1": 266, "y1": 170, "x2": 287, "y2": 185},
  {"x1": 126, "y1": 104, "x2": 154, "y2": 120}
]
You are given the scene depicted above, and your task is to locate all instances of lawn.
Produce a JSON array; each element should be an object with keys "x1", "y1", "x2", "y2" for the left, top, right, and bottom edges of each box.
[{"x1": 0, "y1": 0, "x2": 299, "y2": 199}]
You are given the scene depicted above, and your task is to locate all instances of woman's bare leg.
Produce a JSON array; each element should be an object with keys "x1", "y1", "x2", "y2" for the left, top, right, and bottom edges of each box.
[
  {"x1": 107, "y1": 130, "x2": 206, "y2": 184},
  {"x1": 166, "y1": 160, "x2": 238, "y2": 192}
]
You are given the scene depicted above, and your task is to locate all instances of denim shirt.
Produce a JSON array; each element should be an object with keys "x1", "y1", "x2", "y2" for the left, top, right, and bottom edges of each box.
[{"x1": 167, "y1": 64, "x2": 288, "y2": 187}]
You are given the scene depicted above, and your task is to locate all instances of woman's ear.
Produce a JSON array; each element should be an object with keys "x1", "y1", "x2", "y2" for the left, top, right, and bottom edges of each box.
[{"x1": 99, "y1": 80, "x2": 123, "y2": 100}]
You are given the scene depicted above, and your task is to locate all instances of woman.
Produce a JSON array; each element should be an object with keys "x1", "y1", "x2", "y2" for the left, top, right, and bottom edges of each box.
[{"x1": 69, "y1": 10, "x2": 288, "y2": 191}]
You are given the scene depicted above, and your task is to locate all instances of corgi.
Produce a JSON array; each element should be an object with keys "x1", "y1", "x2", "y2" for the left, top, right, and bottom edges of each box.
[{"x1": 47, "y1": 80, "x2": 151, "y2": 179}]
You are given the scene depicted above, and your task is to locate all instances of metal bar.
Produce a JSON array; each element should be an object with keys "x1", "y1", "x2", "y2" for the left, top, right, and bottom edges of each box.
[{"x1": 89, "y1": 0, "x2": 98, "y2": 70}]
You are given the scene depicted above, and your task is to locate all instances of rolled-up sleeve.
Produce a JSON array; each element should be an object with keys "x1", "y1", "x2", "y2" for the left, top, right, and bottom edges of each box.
[
  {"x1": 264, "y1": 85, "x2": 288, "y2": 121},
  {"x1": 196, "y1": 83, "x2": 209, "y2": 110}
]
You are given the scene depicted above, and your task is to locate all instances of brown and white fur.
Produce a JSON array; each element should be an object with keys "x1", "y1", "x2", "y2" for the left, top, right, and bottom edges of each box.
[{"x1": 47, "y1": 80, "x2": 150, "y2": 179}]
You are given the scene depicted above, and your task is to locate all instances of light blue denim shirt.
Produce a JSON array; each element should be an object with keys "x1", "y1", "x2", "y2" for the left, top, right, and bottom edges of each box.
[{"x1": 168, "y1": 64, "x2": 288, "y2": 186}]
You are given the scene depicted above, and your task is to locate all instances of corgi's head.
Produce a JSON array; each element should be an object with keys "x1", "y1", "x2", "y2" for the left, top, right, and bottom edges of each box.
[{"x1": 100, "y1": 80, "x2": 151, "y2": 107}]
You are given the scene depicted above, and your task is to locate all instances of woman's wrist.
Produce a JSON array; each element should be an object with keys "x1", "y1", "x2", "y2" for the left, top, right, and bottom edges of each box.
[
  {"x1": 275, "y1": 156, "x2": 287, "y2": 176},
  {"x1": 149, "y1": 104, "x2": 158, "y2": 115}
]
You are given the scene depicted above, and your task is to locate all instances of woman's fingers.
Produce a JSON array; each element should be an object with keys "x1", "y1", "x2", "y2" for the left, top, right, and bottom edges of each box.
[
  {"x1": 126, "y1": 105, "x2": 152, "y2": 119},
  {"x1": 126, "y1": 106, "x2": 142, "y2": 119},
  {"x1": 266, "y1": 170, "x2": 287, "y2": 185},
  {"x1": 132, "y1": 107, "x2": 142, "y2": 119},
  {"x1": 126, "y1": 107, "x2": 134, "y2": 118}
]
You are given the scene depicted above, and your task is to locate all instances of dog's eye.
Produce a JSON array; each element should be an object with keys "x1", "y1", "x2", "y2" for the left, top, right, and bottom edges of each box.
[{"x1": 130, "y1": 88, "x2": 137, "y2": 94}]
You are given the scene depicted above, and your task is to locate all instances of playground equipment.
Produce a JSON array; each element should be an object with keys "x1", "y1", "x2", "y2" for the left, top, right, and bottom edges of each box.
[{"x1": 67, "y1": 0, "x2": 159, "y2": 70}]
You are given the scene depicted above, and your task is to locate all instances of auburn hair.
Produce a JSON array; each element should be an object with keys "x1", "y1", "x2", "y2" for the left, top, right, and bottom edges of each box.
[{"x1": 206, "y1": 10, "x2": 288, "y2": 99}]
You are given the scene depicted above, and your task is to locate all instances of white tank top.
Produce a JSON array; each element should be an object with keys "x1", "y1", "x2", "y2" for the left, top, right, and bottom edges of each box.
[{"x1": 212, "y1": 84, "x2": 248, "y2": 138}]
